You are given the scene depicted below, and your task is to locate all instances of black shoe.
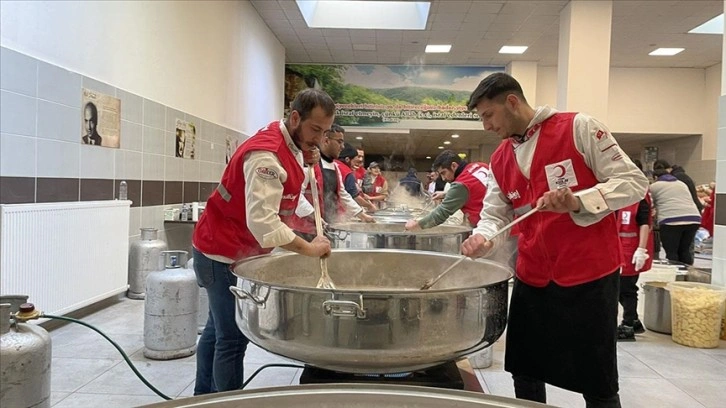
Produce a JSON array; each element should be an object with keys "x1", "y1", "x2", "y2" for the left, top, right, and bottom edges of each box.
[
  {"x1": 622, "y1": 319, "x2": 646, "y2": 335},
  {"x1": 617, "y1": 324, "x2": 636, "y2": 342}
]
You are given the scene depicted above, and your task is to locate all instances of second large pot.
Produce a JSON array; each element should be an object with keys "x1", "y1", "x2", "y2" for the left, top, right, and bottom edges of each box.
[
  {"x1": 231, "y1": 249, "x2": 512, "y2": 373},
  {"x1": 327, "y1": 223, "x2": 471, "y2": 254}
]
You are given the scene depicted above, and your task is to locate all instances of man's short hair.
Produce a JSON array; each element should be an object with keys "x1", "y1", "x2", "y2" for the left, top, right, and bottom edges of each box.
[
  {"x1": 338, "y1": 142, "x2": 358, "y2": 160},
  {"x1": 290, "y1": 88, "x2": 335, "y2": 121},
  {"x1": 432, "y1": 150, "x2": 463, "y2": 171},
  {"x1": 466, "y1": 72, "x2": 527, "y2": 111},
  {"x1": 331, "y1": 123, "x2": 345, "y2": 134},
  {"x1": 653, "y1": 159, "x2": 671, "y2": 170}
]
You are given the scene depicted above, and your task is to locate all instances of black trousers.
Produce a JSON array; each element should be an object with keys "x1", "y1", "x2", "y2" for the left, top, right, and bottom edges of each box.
[
  {"x1": 618, "y1": 275, "x2": 640, "y2": 324},
  {"x1": 659, "y1": 224, "x2": 699, "y2": 265},
  {"x1": 513, "y1": 375, "x2": 622, "y2": 408}
]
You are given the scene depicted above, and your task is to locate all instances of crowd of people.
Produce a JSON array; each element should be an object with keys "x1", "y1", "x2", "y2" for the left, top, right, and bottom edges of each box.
[{"x1": 188, "y1": 73, "x2": 717, "y2": 408}]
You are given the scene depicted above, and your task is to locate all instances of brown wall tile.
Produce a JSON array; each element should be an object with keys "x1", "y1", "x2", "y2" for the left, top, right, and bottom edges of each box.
[
  {"x1": 200, "y1": 182, "x2": 217, "y2": 202},
  {"x1": 36, "y1": 178, "x2": 79, "y2": 203},
  {"x1": 715, "y1": 193, "x2": 725, "y2": 226},
  {"x1": 183, "y1": 181, "x2": 199, "y2": 203},
  {"x1": 122, "y1": 179, "x2": 142, "y2": 208},
  {"x1": 80, "y1": 179, "x2": 114, "y2": 201},
  {"x1": 0, "y1": 176, "x2": 35, "y2": 204},
  {"x1": 164, "y1": 181, "x2": 183, "y2": 204},
  {"x1": 142, "y1": 180, "x2": 164, "y2": 206}
]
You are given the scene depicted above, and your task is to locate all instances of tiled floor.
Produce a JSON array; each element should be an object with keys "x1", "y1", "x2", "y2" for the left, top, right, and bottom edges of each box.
[{"x1": 46, "y1": 256, "x2": 723, "y2": 407}]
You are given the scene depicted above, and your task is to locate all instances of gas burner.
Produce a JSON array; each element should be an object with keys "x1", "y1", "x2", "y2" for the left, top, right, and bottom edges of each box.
[{"x1": 299, "y1": 361, "x2": 465, "y2": 390}]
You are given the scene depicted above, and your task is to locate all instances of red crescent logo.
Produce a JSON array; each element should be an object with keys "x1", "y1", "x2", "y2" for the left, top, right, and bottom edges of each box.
[{"x1": 554, "y1": 164, "x2": 566, "y2": 178}]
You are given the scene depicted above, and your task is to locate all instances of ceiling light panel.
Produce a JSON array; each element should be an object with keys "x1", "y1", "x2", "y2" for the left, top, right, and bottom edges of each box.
[
  {"x1": 499, "y1": 45, "x2": 528, "y2": 54},
  {"x1": 688, "y1": 13, "x2": 723, "y2": 34},
  {"x1": 425, "y1": 44, "x2": 452, "y2": 53},
  {"x1": 297, "y1": 1, "x2": 431, "y2": 30},
  {"x1": 649, "y1": 48, "x2": 684, "y2": 56}
]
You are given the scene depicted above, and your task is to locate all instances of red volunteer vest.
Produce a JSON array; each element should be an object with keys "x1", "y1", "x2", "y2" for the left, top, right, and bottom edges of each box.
[
  {"x1": 370, "y1": 175, "x2": 386, "y2": 197},
  {"x1": 192, "y1": 121, "x2": 304, "y2": 261},
  {"x1": 489, "y1": 112, "x2": 622, "y2": 287},
  {"x1": 454, "y1": 162, "x2": 489, "y2": 227},
  {"x1": 618, "y1": 192, "x2": 654, "y2": 276}
]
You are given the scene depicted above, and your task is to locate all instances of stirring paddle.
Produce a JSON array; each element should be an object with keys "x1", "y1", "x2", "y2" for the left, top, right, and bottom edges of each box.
[
  {"x1": 420, "y1": 205, "x2": 541, "y2": 290},
  {"x1": 308, "y1": 165, "x2": 335, "y2": 289}
]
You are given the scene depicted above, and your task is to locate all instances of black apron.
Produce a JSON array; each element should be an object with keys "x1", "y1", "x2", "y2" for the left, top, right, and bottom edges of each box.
[{"x1": 504, "y1": 270, "x2": 620, "y2": 398}]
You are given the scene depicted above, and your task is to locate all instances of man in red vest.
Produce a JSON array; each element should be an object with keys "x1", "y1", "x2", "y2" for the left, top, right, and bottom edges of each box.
[
  {"x1": 405, "y1": 150, "x2": 489, "y2": 230},
  {"x1": 292, "y1": 124, "x2": 374, "y2": 238},
  {"x1": 461, "y1": 73, "x2": 648, "y2": 408},
  {"x1": 191, "y1": 89, "x2": 334, "y2": 395},
  {"x1": 617, "y1": 158, "x2": 654, "y2": 341}
]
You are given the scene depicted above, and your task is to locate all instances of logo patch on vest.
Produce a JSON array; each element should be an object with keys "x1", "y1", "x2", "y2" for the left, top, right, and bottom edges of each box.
[
  {"x1": 544, "y1": 159, "x2": 579, "y2": 191},
  {"x1": 255, "y1": 167, "x2": 278, "y2": 180},
  {"x1": 621, "y1": 210, "x2": 632, "y2": 225}
]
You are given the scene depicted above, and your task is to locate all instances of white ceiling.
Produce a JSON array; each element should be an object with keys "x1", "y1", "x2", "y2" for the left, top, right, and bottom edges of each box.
[{"x1": 251, "y1": 0, "x2": 723, "y2": 159}]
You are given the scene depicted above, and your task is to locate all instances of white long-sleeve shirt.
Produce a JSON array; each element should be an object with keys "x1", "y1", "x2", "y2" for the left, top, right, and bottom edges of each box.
[
  {"x1": 474, "y1": 106, "x2": 649, "y2": 250},
  {"x1": 204, "y1": 120, "x2": 304, "y2": 264}
]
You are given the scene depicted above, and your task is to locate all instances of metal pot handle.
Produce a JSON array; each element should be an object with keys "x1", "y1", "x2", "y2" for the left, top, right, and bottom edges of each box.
[
  {"x1": 326, "y1": 228, "x2": 349, "y2": 241},
  {"x1": 322, "y1": 298, "x2": 366, "y2": 319},
  {"x1": 229, "y1": 286, "x2": 267, "y2": 307}
]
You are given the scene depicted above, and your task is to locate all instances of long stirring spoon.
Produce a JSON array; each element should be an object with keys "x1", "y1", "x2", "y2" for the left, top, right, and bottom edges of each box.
[
  {"x1": 308, "y1": 165, "x2": 335, "y2": 289},
  {"x1": 420, "y1": 205, "x2": 541, "y2": 290}
]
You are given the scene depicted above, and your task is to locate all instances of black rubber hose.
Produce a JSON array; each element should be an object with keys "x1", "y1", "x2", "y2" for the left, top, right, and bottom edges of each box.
[
  {"x1": 41, "y1": 314, "x2": 172, "y2": 401},
  {"x1": 241, "y1": 363, "x2": 305, "y2": 389}
]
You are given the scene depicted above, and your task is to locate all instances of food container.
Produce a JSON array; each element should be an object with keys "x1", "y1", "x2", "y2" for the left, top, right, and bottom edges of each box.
[
  {"x1": 643, "y1": 281, "x2": 672, "y2": 334},
  {"x1": 666, "y1": 282, "x2": 726, "y2": 348}
]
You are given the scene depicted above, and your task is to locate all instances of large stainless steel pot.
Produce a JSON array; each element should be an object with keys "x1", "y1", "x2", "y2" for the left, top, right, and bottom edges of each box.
[
  {"x1": 141, "y1": 384, "x2": 552, "y2": 407},
  {"x1": 231, "y1": 249, "x2": 512, "y2": 373},
  {"x1": 328, "y1": 223, "x2": 471, "y2": 254}
]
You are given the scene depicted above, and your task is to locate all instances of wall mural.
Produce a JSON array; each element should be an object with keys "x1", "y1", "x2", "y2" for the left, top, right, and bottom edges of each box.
[{"x1": 284, "y1": 64, "x2": 504, "y2": 128}]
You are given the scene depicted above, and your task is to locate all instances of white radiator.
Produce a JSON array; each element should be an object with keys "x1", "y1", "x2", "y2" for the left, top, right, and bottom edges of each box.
[{"x1": 0, "y1": 200, "x2": 131, "y2": 315}]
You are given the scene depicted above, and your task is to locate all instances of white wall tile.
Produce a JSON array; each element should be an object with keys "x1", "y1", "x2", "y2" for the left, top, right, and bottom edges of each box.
[
  {"x1": 37, "y1": 60, "x2": 81, "y2": 107},
  {"x1": 212, "y1": 143, "x2": 226, "y2": 163},
  {"x1": 142, "y1": 126, "x2": 165, "y2": 155},
  {"x1": 165, "y1": 157, "x2": 183, "y2": 180},
  {"x1": 80, "y1": 144, "x2": 115, "y2": 179},
  {"x1": 0, "y1": 47, "x2": 37, "y2": 97},
  {"x1": 140, "y1": 205, "x2": 166, "y2": 233},
  {"x1": 121, "y1": 120, "x2": 142, "y2": 152},
  {"x1": 142, "y1": 153, "x2": 165, "y2": 180},
  {"x1": 201, "y1": 120, "x2": 214, "y2": 143},
  {"x1": 36, "y1": 139, "x2": 79, "y2": 178},
  {"x1": 166, "y1": 108, "x2": 185, "y2": 133},
  {"x1": 0, "y1": 90, "x2": 36, "y2": 136},
  {"x1": 37, "y1": 100, "x2": 80, "y2": 142},
  {"x1": 128, "y1": 207, "x2": 142, "y2": 238},
  {"x1": 125, "y1": 151, "x2": 143, "y2": 180},
  {"x1": 183, "y1": 159, "x2": 200, "y2": 182},
  {"x1": 164, "y1": 131, "x2": 176, "y2": 157},
  {"x1": 117, "y1": 89, "x2": 142, "y2": 124},
  {"x1": 82, "y1": 76, "x2": 115, "y2": 98},
  {"x1": 0, "y1": 133, "x2": 36, "y2": 177},
  {"x1": 199, "y1": 140, "x2": 213, "y2": 162},
  {"x1": 142, "y1": 99, "x2": 165, "y2": 130}
]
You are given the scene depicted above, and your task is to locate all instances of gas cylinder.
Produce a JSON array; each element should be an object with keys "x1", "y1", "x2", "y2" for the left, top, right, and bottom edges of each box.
[
  {"x1": 0, "y1": 296, "x2": 52, "y2": 408},
  {"x1": 128, "y1": 228, "x2": 168, "y2": 299},
  {"x1": 143, "y1": 250, "x2": 198, "y2": 360}
]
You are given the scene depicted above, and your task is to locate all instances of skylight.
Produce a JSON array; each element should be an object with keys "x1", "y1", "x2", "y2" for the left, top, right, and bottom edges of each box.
[
  {"x1": 688, "y1": 13, "x2": 723, "y2": 34},
  {"x1": 648, "y1": 48, "x2": 684, "y2": 56},
  {"x1": 296, "y1": 1, "x2": 431, "y2": 30}
]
